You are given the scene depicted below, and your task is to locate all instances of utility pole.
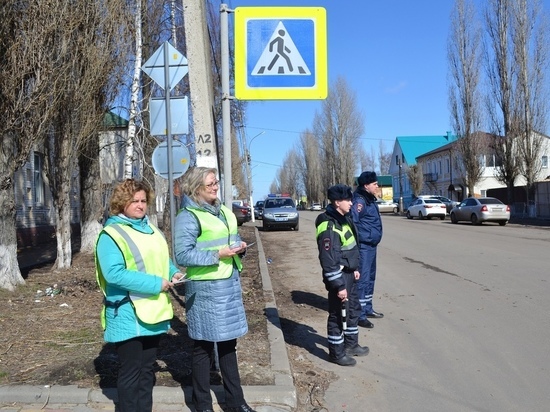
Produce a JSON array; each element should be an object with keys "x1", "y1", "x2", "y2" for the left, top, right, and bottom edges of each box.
[
  {"x1": 182, "y1": 0, "x2": 218, "y2": 171},
  {"x1": 220, "y1": 4, "x2": 233, "y2": 208}
]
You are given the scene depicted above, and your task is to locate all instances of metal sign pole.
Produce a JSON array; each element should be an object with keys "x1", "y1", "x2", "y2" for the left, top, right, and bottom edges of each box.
[
  {"x1": 221, "y1": 4, "x2": 232, "y2": 208},
  {"x1": 164, "y1": 42, "x2": 176, "y2": 258}
]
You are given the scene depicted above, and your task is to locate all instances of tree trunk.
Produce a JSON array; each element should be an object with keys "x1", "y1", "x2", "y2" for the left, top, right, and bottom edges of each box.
[
  {"x1": 0, "y1": 186, "x2": 25, "y2": 291},
  {"x1": 79, "y1": 135, "x2": 103, "y2": 253},
  {"x1": 51, "y1": 138, "x2": 74, "y2": 269}
]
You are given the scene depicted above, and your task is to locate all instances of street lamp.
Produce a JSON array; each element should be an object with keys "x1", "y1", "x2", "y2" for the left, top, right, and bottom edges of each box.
[{"x1": 244, "y1": 131, "x2": 265, "y2": 222}]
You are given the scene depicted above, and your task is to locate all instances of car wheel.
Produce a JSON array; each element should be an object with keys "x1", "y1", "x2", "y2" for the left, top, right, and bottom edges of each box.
[
  {"x1": 471, "y1": 214, "x2": 480, "y2": 225},
  {"x1": 450, "y1": 213, "x2": 457, "y2": 224},
  {"x1": 427, "y1": 216, "x2": 433, "y2": 220},
  {"x1": 393, "y1": 206, "x2": 399, "y2": 214},
  {"x1": 263, "y1": 222, "x2": 269, "y2": 231},
  {"x1": 440, "y1": 215, "x2": 445, "y2": 220},
  {"x1": 406, "y1": 211, "x2": 412, "y2": 219},
  {"x1": 419, "y1": 212, "x2": 424, "y2": 220},
  {"x1": 294, "y1": 222, "x2": 299, "y2": 231},
  {"x1": 499, "y1": 220, "x2": 507, "y2": 226}
]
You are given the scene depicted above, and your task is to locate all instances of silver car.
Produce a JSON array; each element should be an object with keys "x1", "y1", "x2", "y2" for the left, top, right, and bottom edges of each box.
[
  {"x1": 262, "y1": 197, "x2": 299, "y2": 231},
  {"x1": 450, "y1": 197, "x2": 510, "y2": 226},
  {"x1": 376, "y1": 199, "x2": 399, "y2": 213}
]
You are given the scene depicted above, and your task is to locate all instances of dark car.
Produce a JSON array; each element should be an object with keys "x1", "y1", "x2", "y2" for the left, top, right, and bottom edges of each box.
[
  {"x1": 426, "y1": 195, "x2": 460, "y2": 214},
  {"x1": 232, "y1": 203, "x2": 251, "y2": 226},
  {"x1": 254, "y1": 200, "x2": 264, "y2": 220},
  {"x1": 262, "y1": 197, "x2": 299, "y2": 231}
]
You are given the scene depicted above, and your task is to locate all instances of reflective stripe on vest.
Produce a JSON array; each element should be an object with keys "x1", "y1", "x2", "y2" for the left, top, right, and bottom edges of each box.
[
  {"x1": 185, "y1": 204, "x2": 242, "y2": 280},
  {"x1": 316, "y1": 220, "x2": 357, "y2": 250},
  {"x1": 96, "y1": 223, "x2": 173, "y2": 326}
]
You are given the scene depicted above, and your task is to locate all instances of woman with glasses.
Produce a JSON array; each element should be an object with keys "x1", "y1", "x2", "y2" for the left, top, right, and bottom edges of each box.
[{"x1": 174, "y1": 167, "x2": 255, "y2": 412}]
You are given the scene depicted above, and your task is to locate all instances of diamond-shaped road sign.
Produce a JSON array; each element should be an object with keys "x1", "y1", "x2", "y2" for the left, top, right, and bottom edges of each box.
[{"x1": 142, "y1": 42, "x2": 188, "y2": 90}]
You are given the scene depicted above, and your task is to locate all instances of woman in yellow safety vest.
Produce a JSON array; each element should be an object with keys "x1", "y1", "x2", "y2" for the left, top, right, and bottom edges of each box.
[
  {"x1": 95, "y1": 179, "x2": 184, "y2": 412},
  {"x1": 174, "y1": 167, "x2": 255, "y2": 412}
]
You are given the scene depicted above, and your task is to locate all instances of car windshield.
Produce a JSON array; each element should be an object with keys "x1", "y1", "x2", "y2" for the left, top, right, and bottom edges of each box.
[
  {"x1": 479, "y1": 198, "x2": 503, "y2": 205},
  {"x1": 264, "y1": 198, "x2": 295, "y2": 208},
  {"x1": 425, "y1": 199, "x2": 442, "y2": 204}
]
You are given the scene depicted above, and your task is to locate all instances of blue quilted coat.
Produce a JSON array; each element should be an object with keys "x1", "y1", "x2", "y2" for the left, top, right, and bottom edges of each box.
[{"x1": 174, "y1": 196, "x2": 248, "y2": 342}]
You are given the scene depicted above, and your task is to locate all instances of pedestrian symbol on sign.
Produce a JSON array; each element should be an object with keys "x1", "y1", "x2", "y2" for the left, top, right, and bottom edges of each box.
[{"x1": 252, "y1": 22, "x2": 310, "y2": 76}]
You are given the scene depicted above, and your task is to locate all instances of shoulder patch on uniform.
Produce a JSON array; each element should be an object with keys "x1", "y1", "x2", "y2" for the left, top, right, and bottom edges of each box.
[
  {"x1": 355, "y1": 203, "x2": 363, "y2": 213},
  {"x1": 323, "y1": 237, "x2": 331, "y2": 251}
]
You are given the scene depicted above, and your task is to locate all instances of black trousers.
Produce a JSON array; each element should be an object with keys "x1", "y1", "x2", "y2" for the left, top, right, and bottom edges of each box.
[
  {"x1": 327, "y1": 272, "x2": 361, "y2": 359},
  {"x1": 192, "y1": 339, "x2": 245, "y2": 410},
  {"x1": 115, "y1": 335, "x2": 161, "y2": 412}
]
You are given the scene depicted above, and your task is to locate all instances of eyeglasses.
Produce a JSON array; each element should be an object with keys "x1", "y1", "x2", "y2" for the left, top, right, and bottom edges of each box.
[{"x1": 204, "y1": 180, "x2": 220, "y2": 189}]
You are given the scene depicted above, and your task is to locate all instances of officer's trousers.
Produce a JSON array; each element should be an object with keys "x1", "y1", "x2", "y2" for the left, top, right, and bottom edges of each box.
[
  {"x1": 327, "y1": 272, "x2": 361, "y2": 360},
  {"x1": 358, "y1": 244, "x2": 377, "y2": 319}
]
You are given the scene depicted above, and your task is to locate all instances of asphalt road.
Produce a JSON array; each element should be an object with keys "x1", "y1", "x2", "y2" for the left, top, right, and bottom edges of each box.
[{"x1": 280, "y1": 211, "x2": 550, "y2": 412}]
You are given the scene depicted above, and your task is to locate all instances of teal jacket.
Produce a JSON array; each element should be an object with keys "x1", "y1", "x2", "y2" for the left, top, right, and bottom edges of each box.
[{"x1": 95, "y1": 214, "x2": 180, "y2": 343}]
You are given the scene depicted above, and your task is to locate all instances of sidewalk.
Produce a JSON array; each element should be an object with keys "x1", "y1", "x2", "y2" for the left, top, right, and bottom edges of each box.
[{"x1": 2, "y1": 228, "x2": 296, "y2": 412}]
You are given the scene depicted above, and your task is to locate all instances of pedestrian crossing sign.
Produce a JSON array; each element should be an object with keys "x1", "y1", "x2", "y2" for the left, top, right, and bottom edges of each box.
[{"x1": 235, "y1": 7, "x2": 327, "y2": 100}]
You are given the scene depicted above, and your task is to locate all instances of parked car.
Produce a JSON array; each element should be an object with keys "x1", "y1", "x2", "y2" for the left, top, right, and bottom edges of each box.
[
  {"x1": 419, "y1": 195, "x2": 459, "y2": 214},
  {"x1": 232, "y1": 202, "x2": 251, "y2": 226},
  {"x1": 376, "y1": 199, "x2": 399, "y2": 213},
  {"x1": 310, "y1": 202, "x2": 322, "y2": 211},
  {"x1": 254, "y1": 200, "x2": 264, "y2": 220},
  {"x1": 450, "y1": 197, "x2": 510, "y2": 226},
  {"x1": 406, "y1": 198, "x2": 446, "y2": 220},
  {"x1": 262, "y1": 197, "x2": 299, "y2": 231}
]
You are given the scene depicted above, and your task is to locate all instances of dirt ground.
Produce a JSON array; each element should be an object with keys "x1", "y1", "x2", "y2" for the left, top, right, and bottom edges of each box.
[
  {"x1": 0, "y1": 223, "x2": 335, "y2": 411},
  {"x1": 0, "y1": 225, "x2": 271, "y2": 389}
]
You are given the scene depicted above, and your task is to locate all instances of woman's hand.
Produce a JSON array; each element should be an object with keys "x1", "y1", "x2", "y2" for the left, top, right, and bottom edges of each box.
[
  {"x1": 161, "y1": 279, "x2": 172, "y2": 292},
  {"x1": 172, "y1": 272, "x2": 185, "y2": 282},
  {"x1": 218, "y1": 242, "x2": 247, "y2": 258}
]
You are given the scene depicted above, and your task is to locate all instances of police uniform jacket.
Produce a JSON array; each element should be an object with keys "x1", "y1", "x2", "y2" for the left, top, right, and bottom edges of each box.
[
  {"x1": 352, "y1": 187, "x2": 383, "y2": 246},
  {"x1": 315, "y1": 204, "x2": 360, "y2": 292}
]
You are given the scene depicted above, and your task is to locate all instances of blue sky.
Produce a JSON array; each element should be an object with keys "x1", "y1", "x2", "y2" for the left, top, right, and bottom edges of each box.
[{"x1": 225, "y1": 0, "x2": 544, "y2": 201}]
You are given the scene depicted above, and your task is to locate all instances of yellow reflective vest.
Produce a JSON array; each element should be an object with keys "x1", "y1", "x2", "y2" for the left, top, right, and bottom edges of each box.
[
  {"x1": 96, "y1": 223, "x2": 173, "y2": 328},
  {"x1": 185, "y1": 204, "x2": 242, "y2": 280}
]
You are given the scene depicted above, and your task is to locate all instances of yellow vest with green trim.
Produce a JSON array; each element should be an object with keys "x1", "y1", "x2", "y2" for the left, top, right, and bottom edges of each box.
[
  {"x1": 316, "y1": 220, "x2": 357, "y2": 251},
  {"x1": 96, "y1": 223, "x2": 173, "y2": 328},
  {"x1": 186, "y1": 204, "x2": 242, "y2": 280}
]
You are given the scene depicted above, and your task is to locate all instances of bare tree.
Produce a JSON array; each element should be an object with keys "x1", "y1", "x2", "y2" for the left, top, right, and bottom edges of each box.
[
  {"x1": 39, "y1": 0, "x2": 134, "y2": 268},
  {"x1": 314, "y1": 77, "x2": 365, "y2": 187},
  {"x1": 298, "y1": 129, "x2": 324, "y2": 203},
  {"x1": 358, "y1": 146, "x2": 376, "y2": 176},
  {"x1": 378, "y1": 140, "x2": 392, "y2": 174},
  {"x1": 511, "y1": 0, "x2": 549, "y2": 202},
  {"x1": 0, "y1": 1, "x2": 59, "y2": 289},
  {"x1": 448, "y1": 0, "x2": 485, "y2": 197},
  {"x1": 407, "y1": 165, "x2": 424, "y2": 197},
  {"x1": 485, "y1": 0, "x2": 521, "y2": 204},
  {"x1": 276, "y1": 149, "x2": 302, "y2": 199}
]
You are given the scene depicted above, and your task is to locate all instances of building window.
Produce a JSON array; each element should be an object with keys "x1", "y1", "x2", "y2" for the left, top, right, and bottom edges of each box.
[
  {"x1": 479, "y1": 155, "x2": 486, "y2": 168},
  {"x1": 542, "y1": 155, "x2": 548, "y2": 169},
  {"x1": 33, "y1": 153, "x2": 45, "y2": 205}
]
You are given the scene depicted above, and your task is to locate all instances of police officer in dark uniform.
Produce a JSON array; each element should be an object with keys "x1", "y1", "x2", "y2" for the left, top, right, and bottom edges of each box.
[
  {"x1": 352, "y1": 171, "x2": 384, "y2": 329},
  {"x1": 315, "y1": 184, "x2": 370, "y2": 366}
]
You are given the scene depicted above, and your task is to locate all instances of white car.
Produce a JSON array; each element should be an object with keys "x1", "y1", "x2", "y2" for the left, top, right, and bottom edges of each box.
[
  {"x1": 310, "y1": 203, "x2": 322, "y2": 211},
  {"x1": 406, "y1": 198, "x2": 446, "y2": 220}
]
